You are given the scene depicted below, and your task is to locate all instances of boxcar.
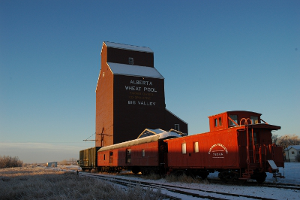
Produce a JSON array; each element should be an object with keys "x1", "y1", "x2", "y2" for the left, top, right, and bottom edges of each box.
[
  {"x1": 165, "y1": 111, "x2": 284, "y2": 183},
  {"x1": 79, "y1": 147, "x2": 101, "y2": 171}
]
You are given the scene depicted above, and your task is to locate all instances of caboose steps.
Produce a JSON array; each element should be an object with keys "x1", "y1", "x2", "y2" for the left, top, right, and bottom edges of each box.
[{"x1": 249, "y1": 163, "x2": 260, "y2": 168}]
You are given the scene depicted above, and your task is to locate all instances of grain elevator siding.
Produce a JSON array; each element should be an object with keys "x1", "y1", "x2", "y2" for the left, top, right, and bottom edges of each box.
[
  {"x1": 95, "y1": 45, "x2": 114, "y2": 147},
  {"x1": 107, "y1": 47, "x2": 154, "y2": 67},
  {"x1": 95, "y1": 41, "x2": 188, "y2": 147},
  {"x1": 113, "y1": 75, "x2": 166, "y2": 144}
]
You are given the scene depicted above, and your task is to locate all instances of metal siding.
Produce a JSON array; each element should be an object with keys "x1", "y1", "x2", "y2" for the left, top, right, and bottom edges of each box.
[
  {"x1": 79, "y1": 147, "x2": 100, "y2": 169},
  {"x1": 98, "y1": 141, "x2": 160, "y2": 167},
  {"x1": 167, "y1": 130, "x2": 240, "y2": 169},
  {"x1": 272, "y1": 146, "x2": 284, "y2": 167}
]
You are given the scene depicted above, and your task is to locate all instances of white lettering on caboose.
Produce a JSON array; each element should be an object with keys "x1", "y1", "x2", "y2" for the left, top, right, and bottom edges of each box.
[{"x1": 208, "y1": 143, "x2": 228, "y2": 159}]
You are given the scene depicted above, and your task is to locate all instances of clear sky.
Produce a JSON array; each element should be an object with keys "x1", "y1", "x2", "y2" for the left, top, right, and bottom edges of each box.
[{"x1": 1, "y1": 0, "x2": 299, "y2": 163}]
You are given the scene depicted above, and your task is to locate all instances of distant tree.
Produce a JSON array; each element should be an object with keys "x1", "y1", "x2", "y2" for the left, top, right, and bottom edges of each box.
[
  {"x1": 59, "y1": 159, "x2": 68, "y2": 165},
  {"x1": 59, "y1": 158, "x2": 77, "y2": 165},
  {"x1": 276, "y1": 134, "x2": 300, "y2": 150},
  {"x1": 69, "y1": 158, "x2": 77, "y2": 165},
  {"x1": 272, "y1": 134, "x2": 279, "y2": 144},
  {"x1": 0, "y1": 156, "x2": 23, "y2": 168}
]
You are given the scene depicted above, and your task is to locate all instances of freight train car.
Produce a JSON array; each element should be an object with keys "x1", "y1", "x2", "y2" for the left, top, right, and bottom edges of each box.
[
  {"x1": 165, "y1": 111, "x2": 284, "y2": 183},
  {"x1": 79, "y1": 147, "x2": 100, "y2": 171},
  {"x1": 79, "y1": 111, "x2": 284, "y2": 183},
  {"x1": 97, "y1": 129, "x2": 182, "y2": 175}
]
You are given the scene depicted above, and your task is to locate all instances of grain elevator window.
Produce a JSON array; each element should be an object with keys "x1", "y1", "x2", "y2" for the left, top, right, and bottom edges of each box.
[
  {"x1": 175, "y1": 124, "x2": 180, "y2": 131},
  {"x1": 129, "y1": 57, "x2": 134, "y2": 65}
]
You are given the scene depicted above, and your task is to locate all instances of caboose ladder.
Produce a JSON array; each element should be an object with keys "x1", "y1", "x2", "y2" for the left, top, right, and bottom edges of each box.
[{"x1": 241, "y1": 125, "x2": 259, "y2": 179}]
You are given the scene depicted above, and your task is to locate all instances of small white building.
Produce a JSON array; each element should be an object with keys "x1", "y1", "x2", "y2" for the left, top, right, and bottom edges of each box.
[
  {"x1": 46, "y1": 162, "x2": 57, "y2": 167},
  {"x1": 284, "y1": 145, "x2": 300, "y2": 162}
]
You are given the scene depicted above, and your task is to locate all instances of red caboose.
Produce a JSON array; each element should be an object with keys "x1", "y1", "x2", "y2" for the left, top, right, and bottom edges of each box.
[{"x1": 165, "y1": 111, "x2": 284, "y2": 183}]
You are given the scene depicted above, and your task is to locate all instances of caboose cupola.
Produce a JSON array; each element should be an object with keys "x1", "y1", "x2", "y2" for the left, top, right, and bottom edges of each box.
[{"x1": 208, "y1": 111, "x2": 265, "y2": 132}]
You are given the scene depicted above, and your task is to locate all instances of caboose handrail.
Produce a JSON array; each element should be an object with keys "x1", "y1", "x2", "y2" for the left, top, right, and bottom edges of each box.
[
  {"x1": 240, "y1": 118, "x2": 252, "y2": 126},
  {"x1": 260, "y1": 118, "x2": 268, "y2": 124},
  {"x1": 240, "y1": 117, "x2": 255, "y2": 176},
  {"x1": 228, "y1": 117, "x2": 239, "y2": 126}
]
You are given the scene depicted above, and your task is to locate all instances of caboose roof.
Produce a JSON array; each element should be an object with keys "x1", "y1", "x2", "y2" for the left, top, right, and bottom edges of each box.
[
  {"x1": 107, "y1": 62, "x2": 164, "y2": 79},
  {"x1": 104, "y1": 41, "x2": 153, "y2": 53},
  {"x1": 208, "y1": 110, "x2": 262, "y2": 118}
]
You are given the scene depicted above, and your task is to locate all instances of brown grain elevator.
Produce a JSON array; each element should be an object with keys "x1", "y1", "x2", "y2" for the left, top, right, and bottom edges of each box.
[{"x1": 95, "y1": 41, "x2": 187, "y2": 147}]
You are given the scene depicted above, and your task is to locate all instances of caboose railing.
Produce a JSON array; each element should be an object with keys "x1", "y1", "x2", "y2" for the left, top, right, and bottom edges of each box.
[
  {"x1": 239, "y1": 118, "x2": 254, "y2": 175},
  {"x1": 230, "y1": 116, "x2": 275, "y2": 179}
]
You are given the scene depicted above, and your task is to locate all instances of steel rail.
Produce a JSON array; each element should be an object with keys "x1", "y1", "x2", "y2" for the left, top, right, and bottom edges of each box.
[
  {"x1": 207, "y1": 178, "x2": 300, "y2": 191},
  {"x1": 79, "y1": 172, "x2": 279, "y2": 200}
]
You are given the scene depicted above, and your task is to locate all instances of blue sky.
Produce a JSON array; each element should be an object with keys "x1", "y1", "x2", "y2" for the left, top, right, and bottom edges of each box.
[{"x1": 1, "y1": 0, "x2": 299, "y2": 163}]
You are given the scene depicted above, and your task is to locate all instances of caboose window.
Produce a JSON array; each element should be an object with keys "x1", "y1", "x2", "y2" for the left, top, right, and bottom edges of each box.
[
  {"x1": 103, "y1": 154, "x2": 105, "y2": 160},
  {"x1": 182, "y1": 143, "x2": 186, "y2": 154},
  {"x1": 194, "y1": 142, "x2": 199, "y2": 153},
  {"x1": 251, "y1": 116, "x2": 259, "y2": 124},
  {"x1": 142, "y1": 149, "x2": 145, "y2": 157},
  {"x1": 214, "y1": 118, "x2": 222, "y2": 127},
  {"x1": 229, "y1": 115, "x2": 238, "y2": 126},
  {"x1": 218, "y1": 117, "x2": 222, "y2": 126}
]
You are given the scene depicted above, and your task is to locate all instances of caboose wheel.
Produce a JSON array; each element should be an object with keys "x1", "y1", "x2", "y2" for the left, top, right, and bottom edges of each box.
[
  {"x1": 132, "y1": 167, "x2": 140, "y2": 174},
  {"x1": 200, "y1": 173, "x2": 208, "y2": 179},
  {"x1": 218, "y1": 171, "x2": 230, "y2": 183},
  {"x1": 255, "y1": 172, "x2": 266, "y2": 183},
  {"x1": 218, "y1": 170, "x2": 238, "y2": 183},
  {"x1": 173, "y1": 170, "x2": 186, "y2": 177}
]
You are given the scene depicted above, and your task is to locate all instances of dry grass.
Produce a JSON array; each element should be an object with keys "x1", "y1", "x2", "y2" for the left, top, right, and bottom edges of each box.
[
  {"x1": 0, "y1": 166, "x2": 164, "y2": 200},
  {"x1": 141, "y1": 173, "x2": 161, "y2": 180},
  {"x1": 166, "y1": 173, "x2": 202, "y2": 184}
]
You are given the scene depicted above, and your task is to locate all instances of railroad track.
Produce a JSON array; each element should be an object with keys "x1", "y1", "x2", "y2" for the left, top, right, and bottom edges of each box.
[
  {"x1": 79, "y1": 172, "x2": 179, "y2": 200},
  {"x1": 262, "y1": 182, "x2": 300, "y2": 191},
  {"x1": 207, "y1": 178, "x2": 300, "y2": 191},
  {"x1": 79, "y1": 172, "x2": 285, "y2": 200}
]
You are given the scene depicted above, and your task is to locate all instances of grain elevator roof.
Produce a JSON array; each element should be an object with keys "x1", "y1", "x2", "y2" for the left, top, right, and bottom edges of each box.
[{"x1": 107, "y1": 62, "x2": 164, "y2": 79}]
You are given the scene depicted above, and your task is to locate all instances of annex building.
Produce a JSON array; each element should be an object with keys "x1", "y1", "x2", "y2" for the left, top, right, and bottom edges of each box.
[{"x1": 95, "y1": 41, "x2": 187, "y2": 147}]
